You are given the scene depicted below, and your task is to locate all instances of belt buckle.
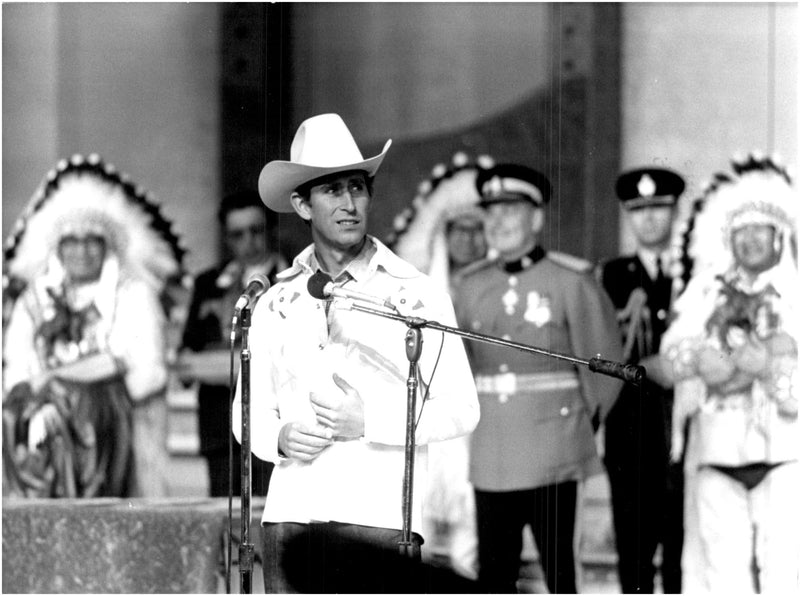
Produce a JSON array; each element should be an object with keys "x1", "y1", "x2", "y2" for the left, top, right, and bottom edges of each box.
[{"x1": 494, "y1": 372, "x2": 517, "y2": 394}]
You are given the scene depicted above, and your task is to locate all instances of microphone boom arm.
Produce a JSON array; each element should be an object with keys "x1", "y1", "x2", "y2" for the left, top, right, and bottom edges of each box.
[{"x1": 349, "y1": 303, "x2": 645, "y2": 385}]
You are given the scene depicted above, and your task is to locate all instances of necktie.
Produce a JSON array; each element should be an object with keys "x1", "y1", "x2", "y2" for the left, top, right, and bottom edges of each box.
[{"x1": 655, "y1": 256, "x2": 665, "y2": 284}]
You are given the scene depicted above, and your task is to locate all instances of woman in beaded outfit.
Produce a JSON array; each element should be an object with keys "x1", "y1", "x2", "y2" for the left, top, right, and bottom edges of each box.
[
  {"x1": 2, "y1": 154, "x2": 186, "y2": 498},
  {"x1": 661, "y1": 154, "x2": 799, "y2": 592}
]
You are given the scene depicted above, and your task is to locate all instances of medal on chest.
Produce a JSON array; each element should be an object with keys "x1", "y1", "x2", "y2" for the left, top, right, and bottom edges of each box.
[
  {"x1": 523, "y1": 291, "x2": 552, "y2": 327},
  {"x1": 502, "y1": 276, "x2": 519, "y2": 315}
]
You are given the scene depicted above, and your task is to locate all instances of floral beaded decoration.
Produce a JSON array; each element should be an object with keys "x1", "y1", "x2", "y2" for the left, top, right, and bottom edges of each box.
[
  {"x1": 670, "y1": 152, "x2": 797, "y2": 297},
  {"x1": 389, "y1": 152, "x2": 494, "y2": 288},
  {"x1": 3, "y1": 154, "x2": 189, "y2": 315}
]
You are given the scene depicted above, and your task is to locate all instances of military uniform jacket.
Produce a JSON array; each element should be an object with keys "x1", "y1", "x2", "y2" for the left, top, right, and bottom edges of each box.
[{"x1": 454, "y1": 249, "x2": 623, "y2": 491}]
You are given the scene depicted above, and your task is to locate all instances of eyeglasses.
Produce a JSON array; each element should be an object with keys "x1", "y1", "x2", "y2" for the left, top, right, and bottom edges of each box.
[
  {"x1": 447, "y1": 222, "x2": 484, "y2": 236},
  {"x1": 58, "y1": 234, "x2": 106, "y2": 252}
]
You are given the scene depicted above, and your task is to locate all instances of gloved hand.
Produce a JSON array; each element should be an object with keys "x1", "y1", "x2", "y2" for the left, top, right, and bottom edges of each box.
[{"x1": 27, "y1": 403, "x2": 59, "y2": 451}]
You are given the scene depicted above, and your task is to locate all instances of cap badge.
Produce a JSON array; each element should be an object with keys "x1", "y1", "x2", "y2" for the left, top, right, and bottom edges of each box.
[
  {"x1": 637, "y1": 174, "x2": 657, "y2": 198},
  {"x1": 487, "y1": 176, "x2": 504, "y2": 197}
]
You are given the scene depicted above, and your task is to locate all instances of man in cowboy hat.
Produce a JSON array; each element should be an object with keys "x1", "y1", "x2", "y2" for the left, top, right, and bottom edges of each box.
[
  {"x1": 600, "y1": 167, "x2": 686, "y2": 594},
  {"x1": 232, "y1": 113, "x2": 479, "y2": 592},
  {"x1": 452, "y1": 163, "x2": 623, "y2": 594}
]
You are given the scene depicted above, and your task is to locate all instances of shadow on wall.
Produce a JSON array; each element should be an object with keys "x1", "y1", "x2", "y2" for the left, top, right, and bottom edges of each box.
[{"x1": 366, "y1": 85, "x2": 604, "y2": 261}]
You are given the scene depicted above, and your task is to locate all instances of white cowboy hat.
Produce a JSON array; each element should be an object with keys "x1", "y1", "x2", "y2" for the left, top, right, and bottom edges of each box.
[{"x1": 258, "y1": 113, "x2": 392, "y2": 213}]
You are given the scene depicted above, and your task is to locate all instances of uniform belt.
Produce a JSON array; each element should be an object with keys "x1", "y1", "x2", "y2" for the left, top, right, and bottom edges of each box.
[{"x1": 475, "y1": 371, "x2": 580, "y2": 394}]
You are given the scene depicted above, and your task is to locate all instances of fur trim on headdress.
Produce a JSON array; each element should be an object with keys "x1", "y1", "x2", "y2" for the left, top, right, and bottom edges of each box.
[
  {"x1": 4, "y1": 154, "x2": 186, "y2": 293},
  {"x1": 389, "y1": 152, "x2": 494, "y2": 287},
  {"x1": 672, "y1": 152, "x2": 797, "y2": 296}
]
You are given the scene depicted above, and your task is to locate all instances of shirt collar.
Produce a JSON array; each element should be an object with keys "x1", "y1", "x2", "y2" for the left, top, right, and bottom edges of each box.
[
  {"x1": 277, "y1": 235, "x2": 419, "y2": 282},
  {"x1": 501, "y1": 245, "x2": 546, "y2": 273},
  {"x1": 636, "y1": 247, "x2": 669, "y2": 280}
]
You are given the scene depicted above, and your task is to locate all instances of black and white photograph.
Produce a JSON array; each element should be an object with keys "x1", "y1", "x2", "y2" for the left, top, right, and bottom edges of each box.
[{"x1": 2, "y1": 2, "x2": 797, "y2": 594}]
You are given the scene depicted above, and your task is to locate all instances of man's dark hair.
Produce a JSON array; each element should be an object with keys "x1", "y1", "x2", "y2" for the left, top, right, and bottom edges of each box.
[
  {"x1": 293, "y1": 170, "x2": 375, "y2": 202},
  {"x1": 218, "y1": 189, "x2": 267, "y2": 225}
]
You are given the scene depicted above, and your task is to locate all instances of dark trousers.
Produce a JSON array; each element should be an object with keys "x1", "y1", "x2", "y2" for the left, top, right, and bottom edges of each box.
[
  {"x1": 606, "y1": 461, "x2": 684, "y2": 594},
  {"x1": 204, "y1": 446, "x2": 273, "y2": 498},
  {"x1": 475, "y1": 482, "x2": 578, "y2": 594},
  {"x1": 261, "y1": 521, "x2": 423, "y2": 593},
  {"x1": 605, "y1": 386, "x2": 684, "y2": 594}
]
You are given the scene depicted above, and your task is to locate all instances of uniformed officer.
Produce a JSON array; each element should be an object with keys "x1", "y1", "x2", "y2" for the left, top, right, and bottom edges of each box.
[
  {"x1": 600, "y1": 167, "x2": 685, "y2": 594},
  {"x1": 453, "y1": 163, "x2": 624, "y2": 594}
]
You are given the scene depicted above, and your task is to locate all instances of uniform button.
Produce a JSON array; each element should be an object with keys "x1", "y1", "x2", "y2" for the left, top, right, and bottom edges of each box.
[
  {"x1": 499, "y1": 394, "x2": 509, "y2": 404},
  {"x1": 509, "y1": 276, "x2": 518, "y2": 287},
  {"x1": 472, "y1": 320, "x2": 482, "y2": 330},
  {"x1": 657, "y1": 309, "x2": 667, "y2": 321},
  {"x1": 560, "y1": 406, "x2": 570, "y2": 416},
  {"x1": 502, "y1": 334, "x2": 511, "y2": 341},
  {"x1": 499, "y1": 363, "x2": 509, "y2": 373}
]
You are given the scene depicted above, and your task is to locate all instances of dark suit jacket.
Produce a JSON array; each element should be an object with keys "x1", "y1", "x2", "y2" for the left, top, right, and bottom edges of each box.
[{"x1": 600, "y1": 255, "x2": 674, "y2": 476}]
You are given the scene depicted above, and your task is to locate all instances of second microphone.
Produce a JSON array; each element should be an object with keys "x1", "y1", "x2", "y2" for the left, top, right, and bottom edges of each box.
[{"x1": 307, "y1": 271, "x2": 397, "y2": 311}]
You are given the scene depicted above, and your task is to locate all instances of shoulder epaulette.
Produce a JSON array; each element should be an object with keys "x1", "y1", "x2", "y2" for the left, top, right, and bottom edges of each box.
[{"x1": 547, "y1": 250, "x2": 594, "y2": 273}]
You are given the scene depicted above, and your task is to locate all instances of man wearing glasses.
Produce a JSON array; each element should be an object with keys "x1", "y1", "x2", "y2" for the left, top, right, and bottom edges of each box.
[{"x1": 180, "y1": 189, "x2": 287, "y2": 497}]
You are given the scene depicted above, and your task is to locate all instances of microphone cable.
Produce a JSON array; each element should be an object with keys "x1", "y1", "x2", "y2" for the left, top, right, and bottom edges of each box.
[{"x1": 414, "y1": 331, "x2": 444, "y2": 432}]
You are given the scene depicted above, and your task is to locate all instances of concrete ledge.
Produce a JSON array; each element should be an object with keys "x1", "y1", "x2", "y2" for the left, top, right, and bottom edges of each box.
[{"x1": 2, "y1": 497, "x2": 234, "y2": 593}]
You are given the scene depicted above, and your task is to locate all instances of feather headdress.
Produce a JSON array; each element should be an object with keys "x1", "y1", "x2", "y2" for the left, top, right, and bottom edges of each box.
[
  {"x1": 672, "y1": 152, "x2": 797, "y2": 296},
  {"x1": 4, "y1": 154, "x2": 186, "y2": 294},
  {"x1": 389, "y1": 152, "x2": 494, "y2": 289}
]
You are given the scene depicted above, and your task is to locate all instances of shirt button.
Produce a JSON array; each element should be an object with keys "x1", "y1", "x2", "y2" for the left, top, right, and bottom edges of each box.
[
  {"x1": 509, "y1": 276, "x2": 518, "y2": 287},
  {"x1": 560, "y1": 406, "x2": 570, "y2": 416},
  {"x1": 657, "y1": 309, "x2": 667, "y2": 321},
  {"x1": 499, "y1": 363, "x2": 509, "y2": 373},
  {"x1": 498, "y1": 394, "x2": 509, "y2": 404},
  {"x1": 502, "y1": 334, "x2": 511, "y2": 341}
]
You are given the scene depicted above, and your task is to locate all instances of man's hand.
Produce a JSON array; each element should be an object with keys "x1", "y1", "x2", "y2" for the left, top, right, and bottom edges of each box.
[
  {"x1": 639, "y1": 354, "x2": 674, "y2": 389},
  {"x1": 310, "y1": 373, "x2": 365, "y2": 440},
  {"x1": 277, "y1": 422, "x2": 333, "y2": 462},
  {"x1": 27, "y1": 403, "x2": 60, "y2": 451}
]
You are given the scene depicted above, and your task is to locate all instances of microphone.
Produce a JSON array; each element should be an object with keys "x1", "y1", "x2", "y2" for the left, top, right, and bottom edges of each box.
[
  {"x1": 588, "y1": 356, "x2": 646, "y2": 385},
  {"x1": 307, "y1": 271, "x2": 397, "y2": 311},
  {"x1": 234, "y1": 273, "x2": 270, "y2": 313}
]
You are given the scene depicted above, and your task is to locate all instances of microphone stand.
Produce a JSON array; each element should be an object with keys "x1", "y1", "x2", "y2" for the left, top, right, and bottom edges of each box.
[
  {"x1": 344, "y1": 302, "x2": 645, "y2": 557},
  {"x1": 399, "y1": 325, "x2": 423, "y2": 559},
  {"x1": 238, "y1": 306, "x2": 254, "y2": 594}
]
